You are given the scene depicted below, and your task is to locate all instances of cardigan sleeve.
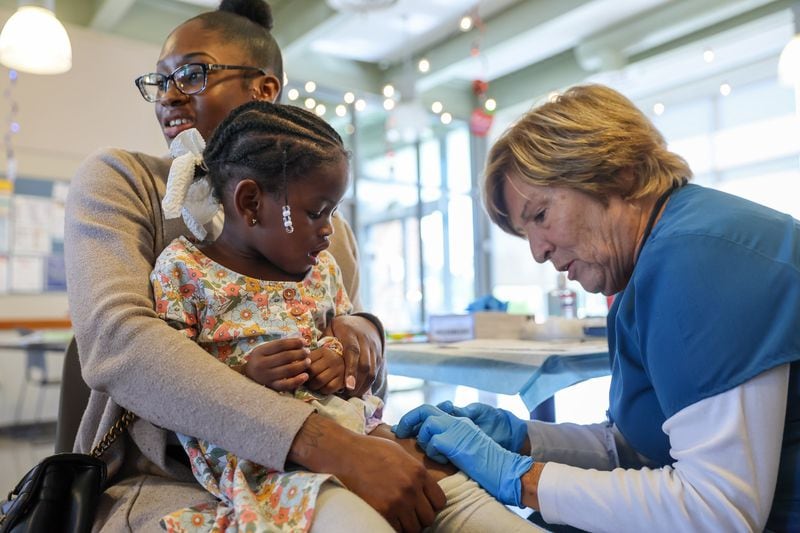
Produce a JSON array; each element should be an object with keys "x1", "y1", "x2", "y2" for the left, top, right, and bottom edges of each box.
[
  {"x1": 330, "y1": 214, "x2": 362, "y2": 311},
  {"x1": 329, "y1": 213, "x2": 388, "y2": 399}
]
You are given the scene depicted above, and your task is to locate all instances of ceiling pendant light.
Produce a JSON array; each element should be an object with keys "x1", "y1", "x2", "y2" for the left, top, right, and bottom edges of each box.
[{"x1": 0, "y1": 1, "x2": 72, "y2": 75}]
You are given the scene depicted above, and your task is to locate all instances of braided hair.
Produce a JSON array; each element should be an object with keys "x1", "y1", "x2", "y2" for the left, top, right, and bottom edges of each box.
[
  {"x1": 203, "y1": 101, "x2": 349, "y2": 202},
  {"x1": 189, "y1": 0, "x2": 283, "y2": 83}
]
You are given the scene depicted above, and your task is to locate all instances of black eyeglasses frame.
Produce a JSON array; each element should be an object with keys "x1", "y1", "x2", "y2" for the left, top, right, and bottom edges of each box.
[{"x1": 134, "y1": 63, "x2": 267, "y2": 103}]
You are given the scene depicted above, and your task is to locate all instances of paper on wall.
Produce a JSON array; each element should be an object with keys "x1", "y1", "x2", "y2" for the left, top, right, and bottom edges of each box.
[{"x1": 10, "y1": 255, "x2": 44, "y2": 292}]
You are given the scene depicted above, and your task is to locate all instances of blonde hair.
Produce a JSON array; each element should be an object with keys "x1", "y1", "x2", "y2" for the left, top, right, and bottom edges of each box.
[{"x1": 483, "y1": 84, "x2": 691, "y2": 236}]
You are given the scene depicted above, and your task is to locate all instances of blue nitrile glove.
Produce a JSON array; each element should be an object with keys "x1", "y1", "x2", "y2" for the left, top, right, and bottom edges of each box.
[
  {"x1": 466, "y1": 295, "x2": 508, "y2": 312},
  {"x1": 437, "y1": 400, "x2": 529, "y2": 453},
  {"x1": 417, "y1": 413, "x2": 534, "y2": 507},
  {"x1": 393, "y1": 404, "x2": 446, "y2": 438}
]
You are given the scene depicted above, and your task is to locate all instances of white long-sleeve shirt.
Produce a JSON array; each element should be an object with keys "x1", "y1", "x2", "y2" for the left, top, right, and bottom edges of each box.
[{"x1": 537, "y1": 364, "x2": 789, "y2": 532}]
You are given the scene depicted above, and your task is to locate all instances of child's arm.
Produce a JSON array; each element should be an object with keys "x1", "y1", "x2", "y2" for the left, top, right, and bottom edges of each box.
[{"x1": 242, "y1": 337, "x2": 312, "y2": 392}]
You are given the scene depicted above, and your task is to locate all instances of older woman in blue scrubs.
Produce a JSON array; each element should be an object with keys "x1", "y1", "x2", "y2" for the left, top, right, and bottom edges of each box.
[{"x1": 394, "y1": 84, "x2": 799, "y2": 531}]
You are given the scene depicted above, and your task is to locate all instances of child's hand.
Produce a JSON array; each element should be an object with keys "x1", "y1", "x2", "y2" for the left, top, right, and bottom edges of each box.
[
  {"x1": 306, "y1": 338, "x2": 346, "y2": 395},
  {"x1": 243, "y1": 337, "x2": 311, "y2": 392}
]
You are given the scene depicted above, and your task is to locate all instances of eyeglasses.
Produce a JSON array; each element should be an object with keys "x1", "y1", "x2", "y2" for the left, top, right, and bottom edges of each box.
[{"x1": 134, "y1": 63, "x2": 266, "y2": 103}]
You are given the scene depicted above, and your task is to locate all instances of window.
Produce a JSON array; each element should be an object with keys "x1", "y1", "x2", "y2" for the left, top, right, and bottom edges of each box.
[
  {"x1": 652, "y1": 75, "x2": 800, "y2": 219},
  {"x1": 357, "y1": 125, "x2": 475, "y2": 332}
]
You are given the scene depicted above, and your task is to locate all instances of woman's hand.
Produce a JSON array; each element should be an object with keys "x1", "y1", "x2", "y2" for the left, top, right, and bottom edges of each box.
[
  {"x1": 392, "y1": 404, "x2": 447, "y2": 443},
  {"x1": 290, "y1": 414, "x2": 446, "y2": 532},
  {"x1": 437, "y1": 400, "x2": 531, "y2": 454},
  {"x1": 330, "y1": 314, "x2": 382, "y2": 396},
  {"x1": 243, "y1": 337, "x2": 310, "y2": 392},
  {"x1": 305, "y1": 343, "x2": 346, "y2": 395},
  {"x1": 407, "y1": 408, "x2": 534, "y2": 508},
  {"x1": 395, "y1": 402, "x2": 530, "y2": 454}
]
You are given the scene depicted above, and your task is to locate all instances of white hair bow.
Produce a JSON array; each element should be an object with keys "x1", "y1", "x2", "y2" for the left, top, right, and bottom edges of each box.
[{"x1": 163, "y1": 128, "x2": 224, "y2": 241}]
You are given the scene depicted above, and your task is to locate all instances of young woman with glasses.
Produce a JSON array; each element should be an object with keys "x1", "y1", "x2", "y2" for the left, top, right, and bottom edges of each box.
[{"x1": 64, "y1": 1, "x2": 449, "y2": 531}]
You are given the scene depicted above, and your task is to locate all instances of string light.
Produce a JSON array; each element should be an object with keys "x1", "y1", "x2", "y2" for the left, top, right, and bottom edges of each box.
[
  {"x1": 653, "y1": 102, "x2": 665, "y2": 115},
  {"x1": 304, "y1": 81, "x2": 316, "y2": 93},
  {"x1": 315, "y1": 103, "x2": 326, "y2": 116},
  {"x1": 459, "y1": 15, "x2": 473, "y2": 32},
  {"x1": 484, "y1": 98, "x2": 496, "y2": 112},
  {"x1": 304, "y1": 97, "x2": 316, "y2": 109},
  {"x1": 383, "y1": 98, "x2": 395, "y2": 111},
  {"x1": 431, "y1": 101, "x2": 443, "y2": 113},
  {"x1": 440, "y1": 112, "x2": 452, "y2": 124},
  {"x1": 418, "y1": 58, "x2": 430, "y2": 73},
  {"x1": 719, "y1": 82, "x2": 732, "y2": 96},
  {"x1": 336, "y1": 104, "x2": 347, "y2": 117},
  {"x1": 703, "y1": 48, "x2": 715, "y2": 63},
  {"x1": 382, "y1": 84, "x2": 395, "y2": 98},
  {"x1": 355, "y1": 99, "x2": 367, "y2": 111},
  {"x1": 287, "y1": 88, "x2": 299, "y2": 101},
  {"x1": 344, "y1": 91, "x2": 355, "y2": 104}
]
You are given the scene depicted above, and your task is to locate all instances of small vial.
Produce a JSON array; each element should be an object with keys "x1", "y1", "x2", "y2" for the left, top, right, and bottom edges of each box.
[{"x1": 547, "y1": 273, "x2": 577, "y2": 319}]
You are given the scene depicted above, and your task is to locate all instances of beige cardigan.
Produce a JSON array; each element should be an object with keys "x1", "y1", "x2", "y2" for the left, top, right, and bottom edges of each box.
[{"x1": 64, "y1": 148, "x2": 380, "y2": 482}]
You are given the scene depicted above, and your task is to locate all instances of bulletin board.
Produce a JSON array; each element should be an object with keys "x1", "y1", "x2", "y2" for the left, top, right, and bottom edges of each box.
[{"x1": 0, "y1": 176, "x2": 68, "y2": 294}]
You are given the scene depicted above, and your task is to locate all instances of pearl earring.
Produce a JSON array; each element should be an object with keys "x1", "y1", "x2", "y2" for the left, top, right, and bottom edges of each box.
[
  {"x1": 250, "y1": 217, "x2": 258, "y2": 226},
  {"x1": 282, "y1": 205, "x2": 293, "y2": 234},
  {"x1": 281, "y1": 148, "x2": 294, "y2": 234}
]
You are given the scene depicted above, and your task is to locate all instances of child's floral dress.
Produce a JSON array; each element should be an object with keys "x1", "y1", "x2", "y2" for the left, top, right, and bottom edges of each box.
[{"x1": 150, "y1": 236, "x2": 383, "y2": 532}]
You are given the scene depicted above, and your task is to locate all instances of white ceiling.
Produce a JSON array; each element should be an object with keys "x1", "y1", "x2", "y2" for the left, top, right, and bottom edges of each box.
[
  {"x1": 274, "y1": 0, "x2": 795, "y2": 115},
  {"x1": 305, "y1": 0, "x2": 520, "y2": 63},
  {"x1": 11, "y1": 0, "x2": 796, "y2": 120}
]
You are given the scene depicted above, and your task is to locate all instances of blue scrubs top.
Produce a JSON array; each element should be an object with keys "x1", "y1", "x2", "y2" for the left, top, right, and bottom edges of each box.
[{"x1": 606, "y1": 184, "x2": 800, "y2": 526}]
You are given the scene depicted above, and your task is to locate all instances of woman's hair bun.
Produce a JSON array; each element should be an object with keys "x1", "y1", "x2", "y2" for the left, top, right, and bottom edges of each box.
[{"x1": 218, "y1": 0, "x2": 273, "y2": 31}]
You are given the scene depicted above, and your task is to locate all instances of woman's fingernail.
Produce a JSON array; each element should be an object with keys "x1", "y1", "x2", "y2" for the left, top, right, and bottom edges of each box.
[{"x1": 345, "y1": 375, "x2": 356, "y2": 390}]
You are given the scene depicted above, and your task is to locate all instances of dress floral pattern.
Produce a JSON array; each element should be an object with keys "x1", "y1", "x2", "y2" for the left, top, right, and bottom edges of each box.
[{"x1": 151, "y1": 236, "x2": 382, "y2": 532}]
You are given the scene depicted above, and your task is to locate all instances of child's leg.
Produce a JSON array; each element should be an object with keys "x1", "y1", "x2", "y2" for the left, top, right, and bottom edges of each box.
[
  {"x1": 309, "y1": 481, "x2": 395, "y2": 532},
  {"x1": 432, "y1": 472, "x2": 545, "y2": 532}
]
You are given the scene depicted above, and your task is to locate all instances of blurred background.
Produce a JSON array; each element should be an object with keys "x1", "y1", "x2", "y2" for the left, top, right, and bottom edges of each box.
[{"x1": 1, "y1": 0, "x2": 799, "y2": 491}]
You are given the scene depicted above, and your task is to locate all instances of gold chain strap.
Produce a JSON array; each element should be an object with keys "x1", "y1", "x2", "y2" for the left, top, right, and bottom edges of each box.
[{"x1": 90, "y1": 410, "x2": 136, "y2": 459}]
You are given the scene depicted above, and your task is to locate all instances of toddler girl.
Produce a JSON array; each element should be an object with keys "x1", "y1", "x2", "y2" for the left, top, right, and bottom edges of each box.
[{"x1": 151, "y1": 101, "x2": 380, "y2": 531}]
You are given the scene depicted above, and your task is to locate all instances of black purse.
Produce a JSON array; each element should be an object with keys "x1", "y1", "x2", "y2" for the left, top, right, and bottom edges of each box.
[{"x1": 0, "y1": 411, "x2": 135, "y2": 533}]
